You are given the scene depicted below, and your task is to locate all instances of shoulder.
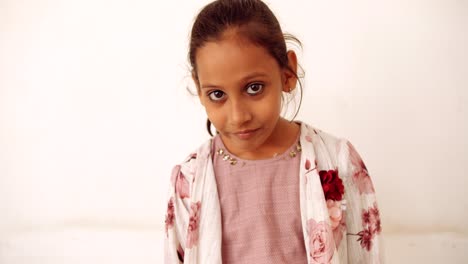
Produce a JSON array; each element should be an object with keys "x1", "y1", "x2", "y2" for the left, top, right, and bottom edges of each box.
[
  {"x1": 300, "y1": 122, "x2": 348, "y2": 156},
  {"x1": 170, "y1": 138, "x2": 213, "y2": 185},
  {"x1": 299, "y1": 122, "x2": 365, "y2": 172}
]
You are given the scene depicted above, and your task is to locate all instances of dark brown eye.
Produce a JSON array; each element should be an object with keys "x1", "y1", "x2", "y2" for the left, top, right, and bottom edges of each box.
[
  {"x1": 208, "y1": 90, "x2": 225, "y2": 101},
  {"x1": 246, "y1": 83, "x2": 264, "y2": 95}
]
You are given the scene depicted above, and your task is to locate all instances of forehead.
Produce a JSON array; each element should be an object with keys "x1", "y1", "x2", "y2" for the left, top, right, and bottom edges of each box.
[{"x1": 195, "y1": 35, "x2": 281, "y2": 85}]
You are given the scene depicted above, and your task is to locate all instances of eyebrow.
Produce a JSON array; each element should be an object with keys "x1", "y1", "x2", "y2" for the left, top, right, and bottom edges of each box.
[{"x1": 200, "y1": 72, "x2": 268, "y2": 89}]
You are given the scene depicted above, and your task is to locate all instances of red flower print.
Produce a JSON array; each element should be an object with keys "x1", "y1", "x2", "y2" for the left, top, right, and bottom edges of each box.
[
  {"x1": 186, "y1": 201, "x2": 201, "y2": 249},
  {"x1": 362, "y1": 209, "x2": 371, "y2": 225},
  {"x1": 319, "y1": 170, "x2": 345, "y2": 246},
  {"x1": 319, "y1": 170, "x2": 344, "y2": 201},
  {"x1": 347, "y1": 142, "x2": 375, "y2": 194},
  {"x1": 356, "y1": 203, "x2": 382, "y2": 251},
  {"x1": 307, "y1": 219, "x2": 335, "y2": 264},
  {"x1": 305, "y1": 159, "x2": 311, "y2": 170},
  {"x1": 355, "y1": 170, "x2": 375, "y2": 195},
  {"x1": 372, "y1": 218, "x2": 382, "y2": 235},
  {"x1": 165, "y1": 198, "x2": 174, "y2": 235},
  {"x1": 357, "y1": 228, "x2": 373, "y2": 251},
  {"x1": 369, "y1": 203, "x2": 382, "y2": 234},
  {"x1": 171, "y1": 165, "x2": 190, "y2": 199}
]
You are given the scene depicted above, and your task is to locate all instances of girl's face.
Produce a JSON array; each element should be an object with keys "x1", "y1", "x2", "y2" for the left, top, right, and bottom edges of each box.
[{"x1": 195, "y1": 33, "x2": 298, "y2": 159}]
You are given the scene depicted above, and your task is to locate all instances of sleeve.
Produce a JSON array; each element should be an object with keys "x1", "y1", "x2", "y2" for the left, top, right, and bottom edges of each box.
[
  {"x1": 338, "y1": 139, "x2": 384, "y2": 263},
  {"x1": 164, "y1": 164, "x2": 191, "y2": 264}
]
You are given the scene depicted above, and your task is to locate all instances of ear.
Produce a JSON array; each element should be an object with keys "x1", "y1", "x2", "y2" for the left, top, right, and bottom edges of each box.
[
  {"x1": 282, "y1": 50, "x2": 298, "y2": 93},
  {"x1": 192, "y1": 71, "x2": 205, "y2": 106}
]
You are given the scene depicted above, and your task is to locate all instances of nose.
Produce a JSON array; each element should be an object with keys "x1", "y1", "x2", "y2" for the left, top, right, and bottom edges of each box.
[{"x1": 229, "y1": 98, "x2": 252, "y2": 126}]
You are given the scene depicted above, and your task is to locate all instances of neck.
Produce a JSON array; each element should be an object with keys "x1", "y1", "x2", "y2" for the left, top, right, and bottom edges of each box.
[{"x1": 230, "y1": 118, "x2": 301, "y2": 160}]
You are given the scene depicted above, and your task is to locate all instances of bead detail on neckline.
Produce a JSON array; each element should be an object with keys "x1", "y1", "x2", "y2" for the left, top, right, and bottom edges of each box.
[
  {"x1": 289, "y1": 144, "x2": 302, "y2": 158},
  {"x1": 217, "y1": 149, "x2": 238, "y2": 165},
  {"x1": 216, "y1": 142, "x2": 301, "y2": 165}
]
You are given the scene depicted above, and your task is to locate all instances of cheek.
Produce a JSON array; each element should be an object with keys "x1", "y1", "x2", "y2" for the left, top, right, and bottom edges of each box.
[
  {"x1": 262, "y1": 94, "x2": 282, "y2": 114},
  {"x1": 257, "y1": 96, "x2": 282, "y2": 119},
  {"x1": 203, "y1": 105, "x2": 224, "y2": 124}
]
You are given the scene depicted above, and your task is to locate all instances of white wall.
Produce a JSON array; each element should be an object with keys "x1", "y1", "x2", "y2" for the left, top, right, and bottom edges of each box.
[{"x1": 1, "y1": 0, "x2": 467, "y2": 262}]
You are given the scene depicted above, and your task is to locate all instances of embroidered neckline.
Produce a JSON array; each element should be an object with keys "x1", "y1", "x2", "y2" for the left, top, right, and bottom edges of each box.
[{"x1": 216, "y1": 142, "x2": 302, "y2": 166}]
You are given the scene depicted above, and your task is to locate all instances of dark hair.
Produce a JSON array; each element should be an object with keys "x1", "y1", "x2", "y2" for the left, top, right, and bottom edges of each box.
[{"x1": 189, "y1": 0, "x2": 303, "y2": 136}]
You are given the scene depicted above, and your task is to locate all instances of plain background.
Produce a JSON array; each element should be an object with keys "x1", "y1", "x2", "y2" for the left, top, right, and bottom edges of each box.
[{"x1": 1, "y1": 0, "x2": 467, "y2": 263}]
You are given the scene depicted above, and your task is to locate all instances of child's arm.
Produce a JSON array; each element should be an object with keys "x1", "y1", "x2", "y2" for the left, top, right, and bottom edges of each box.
[
  {"x1": 164, "y1": 164, "x2": 191, "y2": 263},
  {"x1": 338, "y1": 139, "x2": 384, "y2": 263}
]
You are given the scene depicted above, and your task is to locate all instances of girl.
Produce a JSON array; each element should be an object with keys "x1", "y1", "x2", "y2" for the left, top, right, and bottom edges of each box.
[{"x1": 164, "y1": 0, "x2": 383, "y2": 263}]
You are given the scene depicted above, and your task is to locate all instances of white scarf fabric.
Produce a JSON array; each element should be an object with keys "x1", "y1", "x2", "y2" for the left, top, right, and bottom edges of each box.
[{"x1": 164, "y1": 123, "x2": 384, "y2": 263}]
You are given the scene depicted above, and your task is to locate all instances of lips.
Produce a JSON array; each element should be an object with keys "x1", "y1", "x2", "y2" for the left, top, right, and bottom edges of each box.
[{"x1": 234, "y1": 128, "x2": 259, "y2": 140}]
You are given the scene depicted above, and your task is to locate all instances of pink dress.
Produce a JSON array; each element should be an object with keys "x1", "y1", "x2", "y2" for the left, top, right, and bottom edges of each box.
[
  {"x1": 164, "y1": 123, "x2": 384, "y2": 263},
  {"x1": 212, "y1": 134, "x2": 308, "y2": 264}
]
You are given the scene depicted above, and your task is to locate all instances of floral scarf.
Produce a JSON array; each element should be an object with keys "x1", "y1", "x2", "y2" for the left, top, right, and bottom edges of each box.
[{"x1": 164, "y1": 123, "x2": 384, "y2": 263}]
